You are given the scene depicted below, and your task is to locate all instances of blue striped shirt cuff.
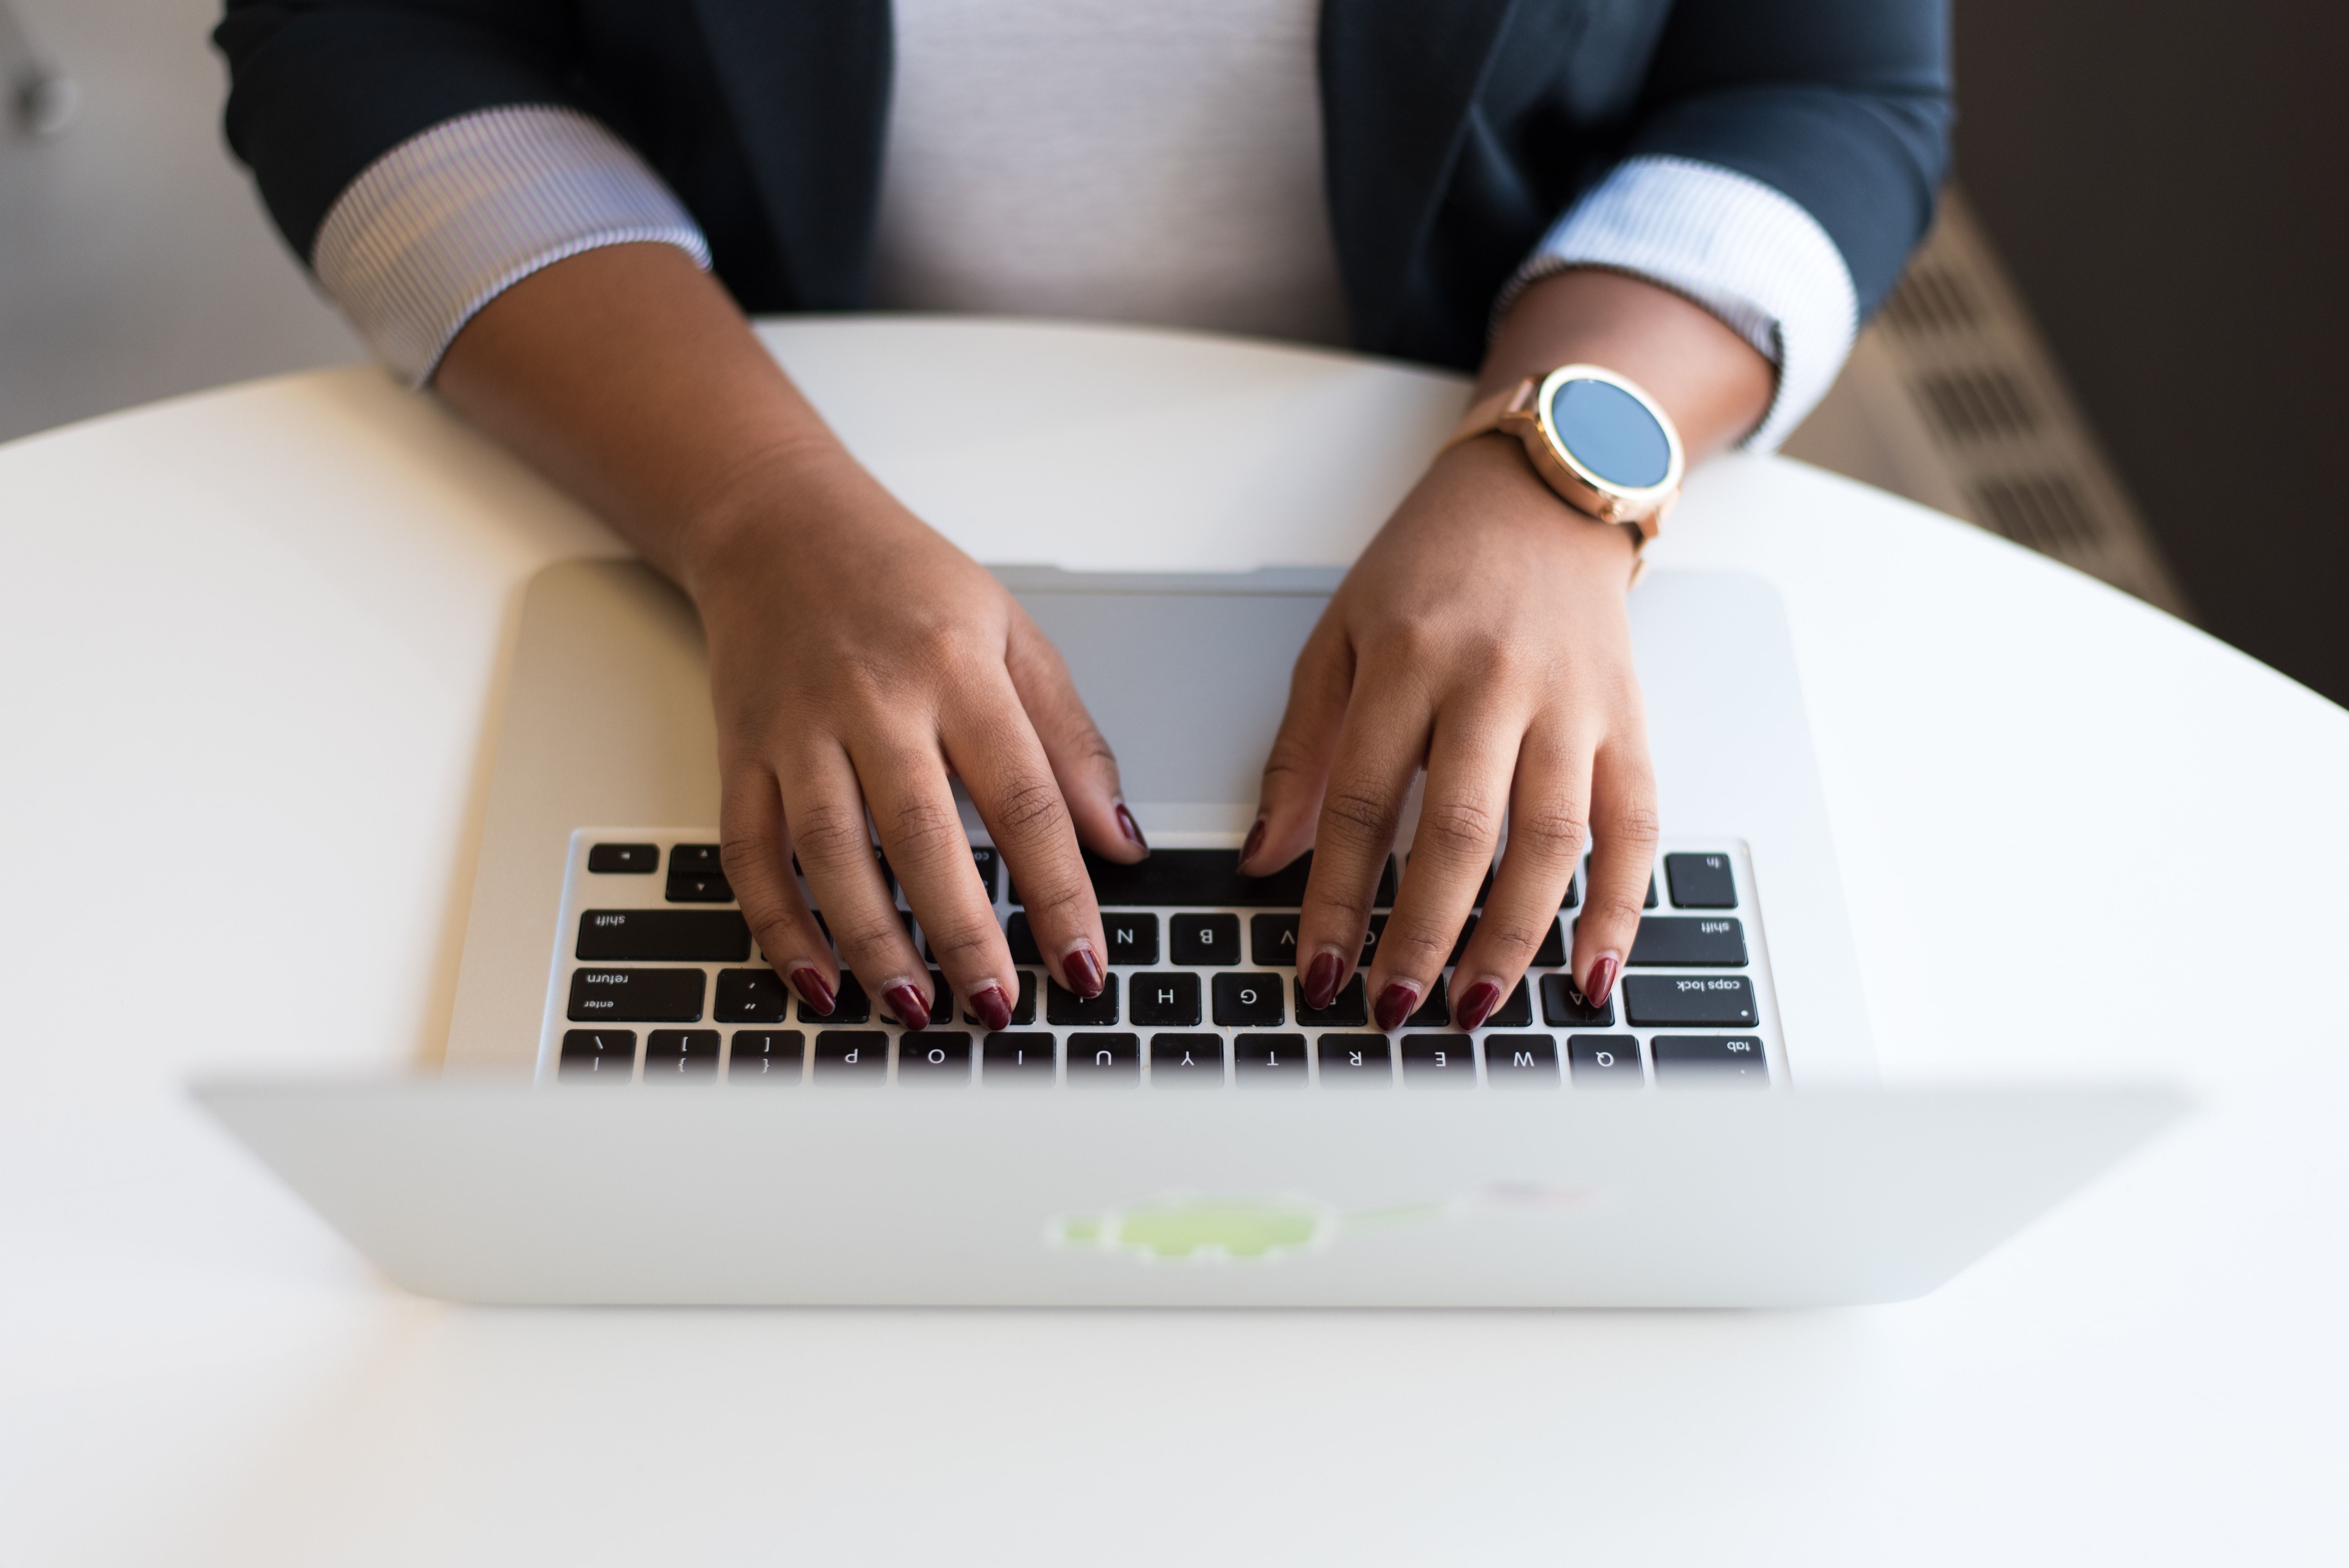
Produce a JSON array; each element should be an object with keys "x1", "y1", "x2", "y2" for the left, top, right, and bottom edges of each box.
[
  {"x1": 1504, "y1": 155, "x2": 1859, "y2": 452},
  {"x1": 312, "y1": 106, "x2": 711, "y2": 387}
]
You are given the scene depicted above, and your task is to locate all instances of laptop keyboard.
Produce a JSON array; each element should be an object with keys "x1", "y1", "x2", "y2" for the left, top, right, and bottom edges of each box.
[{"x1": 544, "y1": 831, "x2": 1783, "y2": 1091}]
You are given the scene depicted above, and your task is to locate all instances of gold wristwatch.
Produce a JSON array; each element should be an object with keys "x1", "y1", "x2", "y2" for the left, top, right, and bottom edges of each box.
[{"x1": 1440, "y1": 364, "x2": 1684, "y2": 575}]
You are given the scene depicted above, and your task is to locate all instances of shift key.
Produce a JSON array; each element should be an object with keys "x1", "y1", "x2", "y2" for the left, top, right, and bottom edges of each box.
[
  {"x1": 568, "y1": 968, "x2": 707, "y2": 1022},
  {"x1": 1621, "y1": 974, "x2": 1757, "y2": 1027},
  {"x1": 1625, "y1": 917, "x2": 1747, "y2": 967}
]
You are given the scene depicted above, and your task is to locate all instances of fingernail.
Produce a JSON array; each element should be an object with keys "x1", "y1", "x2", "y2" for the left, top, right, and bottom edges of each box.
[
  {"x1": 1456, "y1": 979, "x2": 1502, "y2": 1032},
  {"x1": 970, "y1": 980, "x2": 1014, "y2": 1032},
  {"x1": 1584, "y1": 953, "x2": 1620, "y2": 1008},
  {"x1": 789, "y1": 966, "x2": 836, "y2": 1016},
  {"x1": 1062, "y1": 942, "x2": 1105, "y2": 1000},
  {"x1": 1115, "y1": 801, "x2": 1150, "y2": 854},
  {"x1": 884, "y1": 982, "x2": 931, "y2": 1032},
  {"x1": 1374, "y1": 981, "x2": 1420, "y2": 1033},
  {"x1": 1239, "y1": 817, "x2": 1267, "y2": 870},
  {"x1": 1304, "y1": 950, "x2": 1345, "y2": 1011}
]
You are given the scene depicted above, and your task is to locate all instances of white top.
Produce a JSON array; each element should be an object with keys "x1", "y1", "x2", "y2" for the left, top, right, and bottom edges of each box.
[{"x1": 308, "y1": 10, "x2": 1855, "y2": 447}]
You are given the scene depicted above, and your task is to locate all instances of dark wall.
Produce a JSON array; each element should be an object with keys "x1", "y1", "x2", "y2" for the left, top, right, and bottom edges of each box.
[{"x1": 1952, "y1": 0, "x2": 2349, "y2": 705}]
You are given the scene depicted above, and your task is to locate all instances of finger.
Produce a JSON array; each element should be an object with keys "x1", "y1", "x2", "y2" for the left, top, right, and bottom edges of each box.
[
  {"x1": 946, "y1": 674, "x2": 1109, "y2": 1000},
  {"x1": 1005, "y1": 608, "x2": 1147, "y2": 862},
  {"x1": 718, "y1": 761, "x2": 839, "y2": 1016},
  {"x1": 1572, "y1": 730, "x2": 1662, "y2": 1009},
  {"x1": 1293, "y1": 659, "x2": 1434, "y2": 1011},
  {"x1": 1449, "y1": 724, "x2": 1588, "y2": 1030},
  {"x1": 1370, "y1": 698, "x2": 1522, "y2": 1032},
  {"x1": 778, "y1": 741, "x2": 936, "y2": 1031},
  {"x1": 1245, "y1": 613, "x2": 1355, "y2": 874},
  {"x1": 854, "y1": 713, "x2": 1021, "y2": 1034}
]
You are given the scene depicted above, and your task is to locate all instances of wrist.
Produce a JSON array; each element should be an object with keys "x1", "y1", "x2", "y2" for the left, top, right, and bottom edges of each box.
[
  {"x1": 1433, "y1": 433, "x2": 1641, "y2": 583},
  {"x1": 670, "y1": 432, "x2": 870, "y2": 600}
]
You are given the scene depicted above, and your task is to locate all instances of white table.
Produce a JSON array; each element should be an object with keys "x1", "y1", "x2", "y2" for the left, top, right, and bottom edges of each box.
[{"x1": 4, "y1": 319, "x2": 2344, "y2": 1565}]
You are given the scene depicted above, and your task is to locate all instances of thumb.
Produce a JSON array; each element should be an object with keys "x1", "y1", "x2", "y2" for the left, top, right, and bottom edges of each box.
[{"x1": 1003, "y1": 607, "x2": 1148, "y2": 862}]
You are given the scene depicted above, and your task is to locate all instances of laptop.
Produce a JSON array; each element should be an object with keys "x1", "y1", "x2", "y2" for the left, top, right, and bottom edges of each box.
[{"x1": 195, "y1": 559, "x2": 2183, "y2": 1306}]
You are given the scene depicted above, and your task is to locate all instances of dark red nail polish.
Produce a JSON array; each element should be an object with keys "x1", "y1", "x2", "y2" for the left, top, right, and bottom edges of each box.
[
  {"x1": 1305, "y1": 951, "x2": 1344, "y2": 1010},
  {"x1": 885, "y1": 982, "x2": 931, "y2": 1032},
  {"x1": 1456, "y1": 980, "x2": 1502, "y2": 1032},
  {"x1": 1374, "y1": 982, "x2": 1418, "y2": 1033},
  {"x1": 1584, "y1": 954, "x2": 1620, "y2": 1008},
  {"x1": 1115, "y1": 802, "x2": 1150, "y2": 854},
  {"x1": 1064, "y1": 944, "x2": 1105, "y2": 1000},
  {"x1": 789, "y1": 967, "x2": 835, "y2": 1017},
  {"x1": 971, "y1": 981, "x2": 1014, "y2": 1032},
  {"x1": 1240, "y1": 817, "x2": 1267, "y2": 870}
]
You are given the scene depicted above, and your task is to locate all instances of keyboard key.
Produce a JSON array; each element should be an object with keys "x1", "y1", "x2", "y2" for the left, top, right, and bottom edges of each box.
[
  {"x1": 812, "y1": 1031, "x2": 888, "y2": 1082},
  {"x1": 1485, "y1": 1034, "x2": 1561, "y2": 1086},
  {"x1": 1652, "y1": 1035, "x2": 1770, "y2": 1087},
  {"x1": 1005, "y1": 912, "x2": 1043, "y2": 965},
  {"x1": 983, "y1": 1032, "x2": 1057, "y2": 1085},
  {"x1": 1539, "y1": 973, "x2": 1616, "y2": 1027},
  {"x1": 1560, "y1": 871, "x2": 1579, "y2": 910},
  {"x1": 1448, "y1": 913, "x2": 1477, "y2": 967},
  {"x1": 567, "y1": 968, "x2": 706, "y2": 1022},
  {"x1": 644, "y1": 1029, "x2": 721, "y2": 1081},
  {"x1": 897, "y1": 1031, "x2": 973, "y2": 1084},
  {"x1": 1375, "y1": 856, "x2": 1398, "y2": 907},
  {"x1": 1103, "y1": 912, "x2": 1159, "y2": 966},
  {"x1": 727, "y1": 1030, "x2": 804, "y2": 1083},
  {"x1": 1149, "y1": 1033, "x2": 1226, "y2": 1086},
  {"x1": 666, "y1": 871, "x2": 735, "y2": 903},
  {"x1": 1405, "y1": 975, "x2": 1450, "y2": 1028},
  {"x1": 714, "y1": 968, "x2": 792, "y2": 1022},
  {"x1": 558, "y1": 1029, "x2": 636, "y2": 1080},
  {"x1": 1295, "y1": 974, "x2": 1367, "y2": 1027},
  {"x1": 1664, "y1": 853, "x2": 1737, "y2": 909},
  {"x1": 970, "y1": 846, "x2": 1001, "y2": 902},
  {"x1": 1485, "y1": 978, "x2": 1533, "y2": 1028},
  {"x1": 587, "y1": 843, "x2": 658, "y2": 874},
  {"x1": 578, "y1": 909, "x2": 750, "y2": 962},
  {"x1": 1067, "y1": 1032, "x2": 1141, "y2": 1085},
  {"x1": 1046, "y1": 972, "x2": 1120, "y2": 1026},
  {"x1": 1400, "y1": 1033, "x2": 1476, "y2": 1085},
  {"x1": 1316, "y1": 1034, "x2": 1392, "y2": 1086},
  {"x1": 798, "y1": 971, "x2": 871, "y2": 1024},
  {"x1": 1625, "y1": 917, "x2": 1748, "y2": 968},
  {"x1": 961, "y1": 971, "x2": 1039, "y2": 1026},
  {"x1": 671, "y1": 844, "x2": 725, "y2": 875},
  {"x1": 1129, "y1": 972, "x2": 1202, "y2": 1027},
  {"x1": 1568, "y1": 1034, "x2": 1643, "y2": 1087},
  {"x1": 1532, "y1": 918, "x2": 1566, "y2": 969},
  {"x1": 1212, "y1": 973, "x2": 1286, "y2": 1026},
  {"x1": 1250, "y1": 913, "x2": 1298, "y2": 968},
  {"x1": 1622, "y1": 975, "x2": 1758, "y2": 1028},
  {"x1": 1233, "y1": 1033, "x2": 1308, "y2": 1085},
  {"x1": 1171, "y1": 912, "x2": 1241, "y2": 965},
  {"x1": 1023, "y1": 848, "x2": 1313, "y2": 907}
]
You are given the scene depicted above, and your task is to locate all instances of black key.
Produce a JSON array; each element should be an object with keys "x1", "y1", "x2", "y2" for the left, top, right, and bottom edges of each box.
[
  {"x1": 1355, "y1": 913, "x2": 1390, "y2": 967},
  {"x1": 1568, "y1": 1034, "x2": 1643, "y2": 1088},
  {"x1": 727, "y1": 1030, "x2": 804, "y2": 1083},
  {"x1": 671, "y1": 843, "x2": 725, "y2": 875},
  {"x1": 1005, "y1": 911, "x2": 1043, "y2": 965},
  {"x1": 1149, "y1": 1033, "x2": 1226, "y2": 1086},
  {"x1": 567, "y1": 968, "x2": 706, "y2": 1022},
  {"x1": 1295, "y1": 974, "x2": 1367, "y2": 1027},
  {"x1": 1485, "y1": 978, "x2": 1534, "y2": 1028},
  {"x1": 1539, "y1": 973, "x2": 1616, "y2": 1027},
  {"x1": 587, "y1": 843, "x2": 658, "y2": 874},
  {"x1": 798, "y1": 971, "x2": 871, "y2": 1024},
  {"x1": 1102, "y1": 912, "x2": 1159, "y2": 967},
  {"x1": 1652, "y1": 1035, "x2": 1770, "y2": 1087},
  {"x1": 811, "y1": 1031, "x2": 888, "y2": 1082},
  {"x1": 1475, "y1": 864, "x2": 1494, "y2": 907},
  {"x1": 1067, "y1": 1032, "x2": 1141, "y2": 1085},
  {"x1": 578, "y1": 908, "x2": 750, "y2": 962},
  {"x1": 1532, "y1": 918, "x2": 1566, "y2": 969},
  {"x1": 1406, "y1": 975, "x2": 1450, "y2": 1028},
  {"x1": 1400, "y1": 1033, "x2": 1476, "y2": 1085},
  {"x1": 1665, "y1": 852, "x2": 1738, "y2": 909},
  {"x1": 1626, "y1": 917, "x2": 1748, "y2": 968},
  {"x1": 558, "y1": 1029, "x2": 636, "y2": 1080},
  {"x1": 644, "y1": 1029, "x2": 721, "y2": 1081},
  {"x1": 1375, "y1": 856, "x2": 1398, "y2": 907},
  {"x1": 1316, "y1": 1034, "x2": 1392, "y2": 1086},
  {"x1": 897, "y1": 1031, "x2": 973, "y2": 1084},
  {"x1": 1485, "y1": 1033, "x2": 1561, "y2": 1086},
  {"x1": 666, "y1": 870, "x2": 735, "y2": 903},
  {"x1": 1022, "y1": 848, "x2": 1314, "y2": 907},
  {"x1": 1447, "y1": 914, "x2": 1477, "y2": 967},
  {"x1": 1128, "y1": 972, "x2": 1202, "y2": 1027},
  {"x1": 1623, "y1": 975, "x2": 1758, "y2": 1028},
  {"x1": 714, "y1": 968, "x2": 792, "y2": 1023},
  {"x1": 1212, "y1": 972, "x2": 1286, "y2": 1027},
  {"x1": 1560, "y1": 871, "x2": 1579, "y2": 910},
  {"x1": 970, "y1": 846, "x2": 1002, "y2": 902},
  {"x1": 982, "y1": 1032, "x2": 1057, "y2": 1084},
  {"x1": 961, "y1": 971, "x2": 1039, "y2": 1027},
  {"x1": 1250, "y1": 913, "x2": 1299, "y2": 968},
  {"x1": 1233, "y1": 1033, "x2": 1308, "y2": 1085},
  {"x1": 1171, "y1": 912, "x2": 1241, "y2": 965},
  {"x1": 1046, "y1": 972, "x2": 1119, "y2": 1026}
]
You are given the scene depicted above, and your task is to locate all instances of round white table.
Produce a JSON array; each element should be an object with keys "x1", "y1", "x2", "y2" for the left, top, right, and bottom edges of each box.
[{"x1": 4, "y1": 319, "x2": 2344, "y2": 1565}]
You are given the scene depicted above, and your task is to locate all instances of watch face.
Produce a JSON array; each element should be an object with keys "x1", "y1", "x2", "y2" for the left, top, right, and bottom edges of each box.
[{"x1": 1549, "y1": 377, "x2": 1673, "y2": 490}]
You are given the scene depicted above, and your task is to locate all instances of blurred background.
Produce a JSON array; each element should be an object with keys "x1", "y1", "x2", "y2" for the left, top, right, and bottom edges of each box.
[{"x1": 2, "y1": 0, "x2": 2341, "y2": 703}]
